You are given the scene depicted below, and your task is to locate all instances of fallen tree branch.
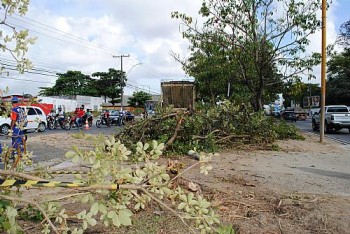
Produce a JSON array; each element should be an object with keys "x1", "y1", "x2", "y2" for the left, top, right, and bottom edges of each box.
[
  {"x1": 165, "y1": 116, "x2": 185, "y2": 149},
  {"x1": 140, "y1": 187, "x2": 197, "y2": 234},
  {"x1": 0, "y1": 169, "x2": 49, "y2": 182}
]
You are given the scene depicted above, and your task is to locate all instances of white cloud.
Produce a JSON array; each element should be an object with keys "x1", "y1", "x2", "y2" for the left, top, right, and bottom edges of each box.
[{"x1": 1, "y1": 0, "x2": 203, "y2": 96}]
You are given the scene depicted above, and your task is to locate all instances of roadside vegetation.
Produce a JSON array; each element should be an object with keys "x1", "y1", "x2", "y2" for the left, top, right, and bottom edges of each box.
[{"x1": 118, "y1": 101, "x2": 304, "y2": 155}]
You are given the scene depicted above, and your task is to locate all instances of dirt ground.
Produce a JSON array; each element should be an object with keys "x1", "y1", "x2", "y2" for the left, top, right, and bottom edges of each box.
[{"x1": 18, "y1": 132, "x2": 350, "y2": 233}]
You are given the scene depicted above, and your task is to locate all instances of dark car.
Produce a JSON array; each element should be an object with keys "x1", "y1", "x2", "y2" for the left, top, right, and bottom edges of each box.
[
  {"x1": 124, "y1": 111, "x2": 135, "y2": 122},
  {"x1": 109, "y1": 110, "x2": 135, "y2": 125},
  {"x1": 282, "y1": 111, "x2": 297, "y2": 122}
]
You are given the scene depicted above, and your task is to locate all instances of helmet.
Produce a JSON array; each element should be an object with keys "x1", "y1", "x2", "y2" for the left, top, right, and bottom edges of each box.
[
  {"x1": 58, "y1": 107, "x2": 62, "y2": 110},
  {"x1": 11, "y1": 96, "x2": 19, "y2": 103}
]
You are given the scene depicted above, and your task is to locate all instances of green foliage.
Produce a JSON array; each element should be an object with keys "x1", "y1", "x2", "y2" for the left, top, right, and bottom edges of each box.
[
  {"x1": 92, "y1": 68, "x2": 126, "y2": 104},
  {"x1": 1, "y1": 0, "x2": 36, "y2": 74},
  {"x1": 118, "y1": 101, "x2": 304, "y2": 155},
  {"x1": 0, "y1": 134, "x2": 220, "y2": 233},
  {"x1": 39, "y1": 71, "x2": 96, "y2": 96},
  {"x1": 127, "y1": 91, "x2": 152, "y2": 107},
  {"x1": 0, "y1": 199, "x2": 21, "y2": 234},
  {"x1": 273, "y1": 121, "x2": 305, "y2": 140},
  {"x1": 39, "y1": 68, "x2": 126, "y2": 102},
  {"x1": 216, "y1": 224, "x2": 236, "y2": 234},
  {"x1": 326, "y1": 48, "x2": 350, "y2": 105},
  {"x1": 172, "y1": 0, "x2": 323, "y2": 111},
  {"x1": 18, "y1": 205, "x2": 44, "y2": 221}
]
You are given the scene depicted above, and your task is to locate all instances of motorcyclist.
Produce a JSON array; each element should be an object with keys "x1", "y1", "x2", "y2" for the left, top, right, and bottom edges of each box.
[
  {"x1": 48, "y1": 109, "x2": 56, "y2": 117},
  {"x1": 76, "y1": 107, "x2": 85, "y2": 128},
  {"x1": 85, "y1": 108, "x2": 93, "y2": 124},
  {"x1": 102, "y1": 109, "x2": 109, "y2": 124},
  {"x1": 57, "y1": 107, "x2": 65, "y2": 125}
]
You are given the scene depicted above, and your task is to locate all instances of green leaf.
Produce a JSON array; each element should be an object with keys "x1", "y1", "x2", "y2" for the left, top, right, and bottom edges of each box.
[
  {"x1": 99, "y1": 203, "x2": 107, "y2": 214},
  {"x1": 112, "y1": 214, "x2": 121, "y2": 227},
  {"x1": 65, "y1": 151, "x2": 75, "y2": 158},
  {"x1": 178, "y1": 202, "x2": 187, "y2": 210},
  {"x1": 87, "y1": 217, "x2": 97, "y2": 226},
  {"x1": 72, "y1": 155, "x2": 80, "y2": 163},
  {"x1": 107, "y1": 210, "x2": 117, "y2": 219},
  {"x1": 81, "y1": 195, "x2": 89, "y2": 204},
  {"x1": 119, "y1": 209, "x2": 132, "y2": 226},
  {"x1": 143, "y1": 143, "x2": 150, "y2": 150},
  {"x1": 90, "y1": 202, "x2": 99, "y2": 215}
]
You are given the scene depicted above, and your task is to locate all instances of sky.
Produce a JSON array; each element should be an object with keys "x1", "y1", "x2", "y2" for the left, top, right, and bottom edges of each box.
[{"x1": 0, "y1": 0, "x2": 349, "y2": 96}]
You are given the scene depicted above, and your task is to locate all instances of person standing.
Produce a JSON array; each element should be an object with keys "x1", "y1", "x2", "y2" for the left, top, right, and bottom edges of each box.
[{"x1": 9, "y1": 97, "x2": 27, "y2": 154}]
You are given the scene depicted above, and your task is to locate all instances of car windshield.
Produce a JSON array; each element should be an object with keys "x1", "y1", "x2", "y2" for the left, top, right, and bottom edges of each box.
[{"x1": 327, "y1": 107, "x2": 349, "y2": 113}]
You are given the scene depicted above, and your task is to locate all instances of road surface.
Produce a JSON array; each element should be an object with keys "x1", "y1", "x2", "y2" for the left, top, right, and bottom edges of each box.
[{"x1": 293, "y1": 118, "x2": 350, "y2": 145}]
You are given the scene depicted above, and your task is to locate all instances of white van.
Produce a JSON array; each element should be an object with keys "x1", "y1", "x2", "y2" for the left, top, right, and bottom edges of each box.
[{"x1": 0, "y1": 106, "x2": 47, "y2": 134}]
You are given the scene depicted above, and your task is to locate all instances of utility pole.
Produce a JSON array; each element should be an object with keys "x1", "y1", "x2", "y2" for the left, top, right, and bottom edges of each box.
[
  {"x1": 113, "y1": 54, "x2": 130, "y2": 110},
  {"x1": 320, "y1": 0, "x2": 326, "y2": 143}
]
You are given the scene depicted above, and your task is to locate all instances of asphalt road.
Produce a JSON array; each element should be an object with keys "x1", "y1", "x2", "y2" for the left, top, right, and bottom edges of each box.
[
  {"x1": 0, "y1": 120, "x2": 122, "y2": 168},
  {"x1": 293, "y1": 118, "x2": 350, "y2": 145}
]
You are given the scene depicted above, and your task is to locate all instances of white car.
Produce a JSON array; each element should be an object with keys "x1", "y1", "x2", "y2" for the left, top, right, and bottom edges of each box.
[{"x1": 0, "y1": 106, "x2": 47, "y2": 134}]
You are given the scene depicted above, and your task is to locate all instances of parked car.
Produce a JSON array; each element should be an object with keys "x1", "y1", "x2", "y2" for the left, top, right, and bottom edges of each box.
[{"x1": 0, "y1": 106, "x2": 47, "y2": 134}]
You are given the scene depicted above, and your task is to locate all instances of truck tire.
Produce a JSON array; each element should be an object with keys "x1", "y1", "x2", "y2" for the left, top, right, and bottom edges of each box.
[
  {"x1": 325, "y1": 121, "x2": 331, "y2": 134},
  {"x1": 312, "y1": 120, "x2": 319, "y2": 131}
]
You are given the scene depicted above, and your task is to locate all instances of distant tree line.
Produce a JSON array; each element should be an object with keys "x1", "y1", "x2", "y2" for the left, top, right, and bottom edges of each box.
[{"x1": 39, "y1": 68, "x2": 126, "y2": 105}]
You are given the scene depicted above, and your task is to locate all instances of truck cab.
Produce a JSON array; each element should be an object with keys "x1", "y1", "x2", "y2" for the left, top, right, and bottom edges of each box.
[{"x1": 312, "y1": 105, "x2": 350, "y2": 133}]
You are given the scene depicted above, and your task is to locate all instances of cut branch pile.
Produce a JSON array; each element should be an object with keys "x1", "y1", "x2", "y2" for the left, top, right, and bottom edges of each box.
[{"x1": 116, "y1": 103, "x2": 287, "y2": 154}]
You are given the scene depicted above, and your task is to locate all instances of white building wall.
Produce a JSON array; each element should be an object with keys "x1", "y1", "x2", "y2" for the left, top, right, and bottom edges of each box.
[
  {"x1": 38, "y1": 95, "x2": 107, "y2": 112},
  {"x1": 38, "y1": 96, "x2": 77, "y2": 112},
  {"x1": 76, "y1": 95, "x2": 106, "y2": 111}
]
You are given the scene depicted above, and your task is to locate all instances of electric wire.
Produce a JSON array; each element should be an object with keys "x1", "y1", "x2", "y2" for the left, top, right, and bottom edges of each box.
[{"x1": 1, "y1": 12, "x2": 185, "y2": 94}]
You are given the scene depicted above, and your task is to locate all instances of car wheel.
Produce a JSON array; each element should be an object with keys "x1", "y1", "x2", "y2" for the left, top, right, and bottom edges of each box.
[
  {"x1": 1, "y1": 124, "x2": 10, "y2": 135},
  {"x1": 37, "y1": 122, "x2": 46, "y2": 132}
]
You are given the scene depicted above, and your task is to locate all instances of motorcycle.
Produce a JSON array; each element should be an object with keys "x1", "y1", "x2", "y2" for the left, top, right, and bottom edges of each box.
[
  {"x1": 96, "y1": 113, "x2": 111, "y2": 128},
  {"x1": 82, "y1": 114, "x2": 93, "y2": 127},
  {"x1": 69, "y1": 115, "x2": 83, "y2": 129},
  {"x1": 47, "y1": 115, "x2": 70, "y2": 130},
  {"x1": 46, "y1": 115, "x2": 56, "y2": 130}
]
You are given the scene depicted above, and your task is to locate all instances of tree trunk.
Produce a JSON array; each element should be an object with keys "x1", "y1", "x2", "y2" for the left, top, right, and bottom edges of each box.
[{"x1": 252, "y1": 92, "x2": 263, "y2": 112}]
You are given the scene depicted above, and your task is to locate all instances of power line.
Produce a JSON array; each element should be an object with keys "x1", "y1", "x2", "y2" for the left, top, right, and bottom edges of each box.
[
  {"x1": 1, "y1": 13, "x2": 188, "y2": 91},
  {"x1": 0, "y1": 76, "x2": 55, "y2": 84},
  {"x1": 12, "y1": 13, "x2": 118, "y2": 54},
  {"x1": 7, "y1": 13, "x2": 181, "y2": 81}
]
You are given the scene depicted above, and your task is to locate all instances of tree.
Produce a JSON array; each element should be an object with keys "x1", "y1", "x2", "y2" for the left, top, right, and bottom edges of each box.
[
  {"x1": 337, "y1": 18, "x2": 350, "y2": 47},
  {"x1": 326, "y1": 48, "x2": 350, "y2": 105},
  {"x1": 282, "y1": 81, "x2": 320, "y2": 107},
  {"x1": 127, "y1": 91, "x2": 152, "y2": 107},
  {"x1": 172, "y1": 0, "x2": 322, "y2": 111},
  {"x1": 0, "y1": 0, "x2": 36, "y2": 74},
  {"x1": 92, "y1": 68, "x2": 126, "y2": 105},
  {"x1": 39, "y1": 71, "x2": 97, "y2": 96}
]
